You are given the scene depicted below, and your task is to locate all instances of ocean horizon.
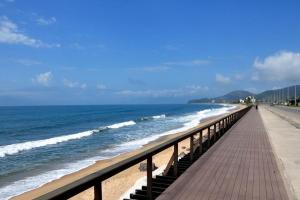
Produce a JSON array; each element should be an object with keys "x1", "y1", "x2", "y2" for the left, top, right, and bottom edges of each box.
[{"x1": 0, "y1": 103, "x2": 235, "y2": 199}]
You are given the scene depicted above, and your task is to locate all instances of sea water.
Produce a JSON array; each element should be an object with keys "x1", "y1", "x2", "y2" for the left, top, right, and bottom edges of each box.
[{"x1": 0, "y1": 104, "x2": 235, "y2": 199}]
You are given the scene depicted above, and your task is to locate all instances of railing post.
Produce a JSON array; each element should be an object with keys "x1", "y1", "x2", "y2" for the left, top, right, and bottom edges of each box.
[
  {"x1": 174, "y1": 143, "x2": 178, "y2": 177},
  {"x1": 218, "y1": 122, "x2": 221, "y2": 138},
  {"x1": 219, "y1": 120, "x2": 223, "y2": 137},
  {"x1": 227, "y1": 117, "x2": 229, "y2": 128},
  {"x1": 147, "y1": 157, "x2": 152, "y2": 200},
  {"x1": 222, "y1": 120, "x2": 224, "y2": 134},
  {"x1": 94, "y1": 182, "x2": 102, "y2": 200},
  {"x1": 199, "y1": 130, "x2": 203, "y2": 155},
  {"x1": 208, "y1": 127, "x2": 211, "y2": 147},
  {"x1": 213, "y1": 124, "x2": 217, "y2": 142},
  {"x1": 190, "y1": 135, "x2": 194, "y2": 161}
]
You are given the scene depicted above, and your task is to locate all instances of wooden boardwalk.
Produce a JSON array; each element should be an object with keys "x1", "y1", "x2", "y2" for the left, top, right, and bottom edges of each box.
[{"x1": 157, "y1": 108, "x2": 289, "y2": 200}]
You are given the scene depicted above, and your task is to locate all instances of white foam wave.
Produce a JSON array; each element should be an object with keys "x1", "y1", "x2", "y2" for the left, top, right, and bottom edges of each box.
[
  {"x1": 183, "y1": 105, "x2": 236, "y2": 128},
  {"x1": 0, "y1": 130, "x2": 97, "y2": 158},
  {"x1": 140, "y1": 114, "x2": 166, "y2": 121},
  {"x1": 0, "y1": 105, "x2": 235, "y2": 199},
  {"x1": 117, "y1": 105, "x2": 236, "y2": 151},
  {"x1": 152, "y1": 114, "x2": 166, "y2": 119},
  {"x1": 106, "y1": 120, "x2": 136, "y2": 129},
  {"x1": 0, "y1": 120, "x2": 138, "y2": 158},
  {"x1": 0, "y1": 155, "x2": 107, "y2": 200}
]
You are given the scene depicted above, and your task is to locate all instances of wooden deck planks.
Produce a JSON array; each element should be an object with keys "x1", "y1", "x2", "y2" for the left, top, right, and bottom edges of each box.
[{"x1": 156, "y1": 108, "x2": 289, "y2": 200}]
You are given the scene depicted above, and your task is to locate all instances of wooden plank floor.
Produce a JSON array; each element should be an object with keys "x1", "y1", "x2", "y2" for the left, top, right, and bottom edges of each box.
[{"x1": 156, "y1": 108, "x2": 289, "y2": 200}]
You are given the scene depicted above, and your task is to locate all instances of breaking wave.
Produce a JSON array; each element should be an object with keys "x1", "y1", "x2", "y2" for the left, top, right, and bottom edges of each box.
[{"x1": 0, "y1": 120, "x2": 137, "y2": 158}]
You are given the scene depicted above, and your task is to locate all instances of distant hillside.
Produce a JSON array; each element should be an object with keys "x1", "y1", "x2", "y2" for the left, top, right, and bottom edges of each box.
[
  {"x1": 188, "y1": 85, "x2": 300, "y2": 104},
  {"x1": 255, "y1": 85, "x2": 300, "y2": 101},
  {"x1": 188, "y1": 90, "x2": 253, "y2": 103}
]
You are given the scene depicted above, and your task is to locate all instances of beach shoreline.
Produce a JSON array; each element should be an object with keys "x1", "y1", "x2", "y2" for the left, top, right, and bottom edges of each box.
[{"x1": 11, "y1": 104, "x2": 242, "y2": 200}]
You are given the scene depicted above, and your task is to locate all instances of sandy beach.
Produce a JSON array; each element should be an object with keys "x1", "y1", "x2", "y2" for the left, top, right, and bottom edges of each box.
[{"x1": 12, "y1": 104, "x2": 242, "y2": 200}]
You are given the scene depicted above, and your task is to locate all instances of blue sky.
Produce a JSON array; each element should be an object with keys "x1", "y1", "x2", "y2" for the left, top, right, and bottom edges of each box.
[{"x1": 0, "y1": 0, "x2": 300, "y2": 105}]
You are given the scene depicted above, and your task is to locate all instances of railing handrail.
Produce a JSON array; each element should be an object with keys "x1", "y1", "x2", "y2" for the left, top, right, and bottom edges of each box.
[{"x1": 35, "y1": 105, "x2": 251, "y2": 200}]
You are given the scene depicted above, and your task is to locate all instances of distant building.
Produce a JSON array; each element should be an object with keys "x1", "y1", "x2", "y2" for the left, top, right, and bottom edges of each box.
[{"x1": 243, "y1": 96, "x2": 256, "y2": 104}]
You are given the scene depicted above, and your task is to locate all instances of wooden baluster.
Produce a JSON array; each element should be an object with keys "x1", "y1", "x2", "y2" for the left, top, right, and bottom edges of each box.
[
  {"x1": 147, "y1": 157, "x2": 152, "y2": 200},
  {"x1": 94, "y1": 182, "x2": 102, "y2": 200},
  {"x1": 218, "y1": 122, "x2": 220, "y2": 138},
  {"x1": 174, "y1": 143, "x2": 178, "y2": 177},
  {"x1": 190, "y1": 135, "x2": 194, "y2": 161},
  {"x1": 227, "y1": 117, "x2": 229, "y2": 128},
  {"x1": 213, "y1": 124, "x2": 217, "y2": 142},
  {"x1": 199, "y1": 130, "x2": 203, "y2": 155},
  {"x1": 208, "y1": 127, "x2": 211, "y2": 147}
]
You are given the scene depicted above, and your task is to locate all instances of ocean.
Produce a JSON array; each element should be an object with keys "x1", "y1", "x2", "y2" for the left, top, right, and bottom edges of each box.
[{"x1": 0, "y1": 104, "x2": 234, "y2": 199}]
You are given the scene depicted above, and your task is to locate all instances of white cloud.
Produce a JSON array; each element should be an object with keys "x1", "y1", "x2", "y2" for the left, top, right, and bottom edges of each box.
[
  {"x1": 63, "y1": 79, "x2": 77, "y2": 88},
  {"x1": 130, "y1": 66, "x2": 170, "y2": 72},
  {"x1": 0, "y1": 16, "x2": 60, "y2": 48},
  {"x1": 234, "y1": 73, "x2": 244, "y2": 80},
  {"x1": 96, "y1": 84, "x2": 107, "y2": 90},
  {"x1": 141, "y1": 66, "x2": 170, "y2": 72},
  {"x1": 253, "y1": 51, "x2": 300, "y2": 82},
  {"x1": 251, "y1": 73, "x2": 259, "y2": 81},
  {"x1": 34, "y1": 71, "x2": 52, "y2": 86},
  {"x1": 63, "y1": 79, "x2": 87, "y2": 89},
  {"x1": 164, "y1": 59, "x2": 210, "y2": 66},
  {"x1": 216, "y1": 74, "x2": 231, "y2": 84},
  {"x1": 36, "y1": 17, "x2": 56, "y2": 25},
  {"x1": 16, "y1": 59, "x2": 41, "y2": 66},
  {"x1": 116, "y1": 85, "x2": 208, "y2": 97},
  {"x1": 70, "y1": 43, "x2": 84, "y2": 50},
  {"x1": 133, "y1": 59, "x2": 210, "y2": 73}
]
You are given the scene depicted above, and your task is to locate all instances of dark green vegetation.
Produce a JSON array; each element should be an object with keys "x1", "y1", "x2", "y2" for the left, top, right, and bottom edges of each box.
[
  {"x1": 189, "y1": 85, "x2": 300, "y2": 104},
  {"x1": 188, "y1": 90, "x2": 253, "y2": 103}
]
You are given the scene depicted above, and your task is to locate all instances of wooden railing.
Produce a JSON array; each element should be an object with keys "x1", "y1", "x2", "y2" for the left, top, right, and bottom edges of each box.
[{"x1": 35, "y1": 106, "x2": 251, "y2": 200}]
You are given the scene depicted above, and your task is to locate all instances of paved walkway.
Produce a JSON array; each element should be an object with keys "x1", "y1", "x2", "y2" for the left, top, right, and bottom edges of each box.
[
  {"x1": 264, "y1": 105, "x2": 300, "y2": 129},
  {"x1": 259, "y1": 105, "x2": 300, "y2": 199},
  {"x1": 157, "y1": 108, "x2": 290, "y2": 200}
]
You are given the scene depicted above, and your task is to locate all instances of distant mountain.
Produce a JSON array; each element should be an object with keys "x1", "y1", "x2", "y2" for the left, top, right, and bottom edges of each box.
[
  {"x1": 188, "y1": 85, "x2": 300, "y2": 104},
  {"x1": 255, "y1": 85, "x2": 300, "y2": 102},
  {"x1": 188, "y1": 90, "x2": 253, "y2": 103}
]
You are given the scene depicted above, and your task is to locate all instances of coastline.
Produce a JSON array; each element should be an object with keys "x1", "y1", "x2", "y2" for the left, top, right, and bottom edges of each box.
[{"x1": 11, "y1": 104, "x2": 242, "y2": 200}]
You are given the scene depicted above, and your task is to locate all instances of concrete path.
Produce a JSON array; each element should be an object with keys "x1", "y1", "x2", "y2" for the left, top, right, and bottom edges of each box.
[
  {"x1": 264, "y1": 105, "x2": 300, "y2": 129},
  {"x1": 259, "y1": 105, "x2": 300, "y2": 199}
]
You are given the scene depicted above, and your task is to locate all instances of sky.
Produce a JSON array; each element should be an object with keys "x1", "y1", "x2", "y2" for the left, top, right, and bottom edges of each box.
[{"x1": 0, "y1": 0, "x2": 300, "y2": 105}]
